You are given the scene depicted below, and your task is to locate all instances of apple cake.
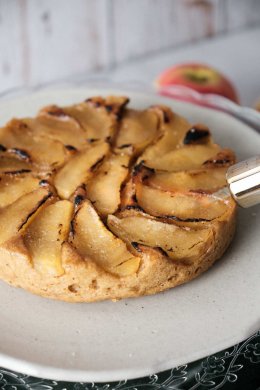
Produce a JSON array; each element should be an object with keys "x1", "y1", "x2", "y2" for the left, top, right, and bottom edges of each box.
[{"x1": 0, "y1": 96, "x2": 236, "y2": 302}]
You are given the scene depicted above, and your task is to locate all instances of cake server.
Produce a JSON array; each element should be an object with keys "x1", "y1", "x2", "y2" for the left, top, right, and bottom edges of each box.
[{"x1": 226, "y1": 155, "x2": 260, "y2": 208}]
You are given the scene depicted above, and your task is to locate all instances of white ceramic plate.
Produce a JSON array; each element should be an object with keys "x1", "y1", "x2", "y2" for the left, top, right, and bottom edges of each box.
[{"x1": 0, "y1": 87, "x2": 259, "y2": 383}]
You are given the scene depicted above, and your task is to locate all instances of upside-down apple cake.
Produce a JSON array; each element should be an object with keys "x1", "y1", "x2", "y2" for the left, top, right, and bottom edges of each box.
[{"x1": 0, "y1": 96, "x2": 236, "y2": 302}]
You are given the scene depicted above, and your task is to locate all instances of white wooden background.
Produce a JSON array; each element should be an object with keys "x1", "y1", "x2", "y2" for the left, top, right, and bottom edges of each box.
[{"x1": 0, "y1": 0, "x2": 260, "y2": 93}]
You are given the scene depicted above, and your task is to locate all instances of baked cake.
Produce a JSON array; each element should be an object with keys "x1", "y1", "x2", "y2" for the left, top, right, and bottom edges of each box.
[{"x1": 0, "y1": 96, "x2": 236, "y2": 302}]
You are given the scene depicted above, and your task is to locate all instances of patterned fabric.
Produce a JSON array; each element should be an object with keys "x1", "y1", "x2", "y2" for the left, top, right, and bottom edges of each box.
[{"x1": 1, "y1": 331, "x2": 259, "y2": 390}]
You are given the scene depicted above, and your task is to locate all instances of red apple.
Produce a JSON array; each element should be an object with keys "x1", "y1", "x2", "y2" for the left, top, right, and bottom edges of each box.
[
  {"x1": 156, "y1": 63, "x2": 239, "y2": 104},
  {"x1": 255, "y1": 99, "x2": 260, "y2": 112}
]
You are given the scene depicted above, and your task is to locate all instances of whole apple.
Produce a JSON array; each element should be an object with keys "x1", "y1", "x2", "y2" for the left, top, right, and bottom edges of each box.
[
  {"x1": 255, "y1": 99, "x2": 260, "y2": 112},
  {"x1": 156, "y1": 63, "x2": 239, "y2": 104}
]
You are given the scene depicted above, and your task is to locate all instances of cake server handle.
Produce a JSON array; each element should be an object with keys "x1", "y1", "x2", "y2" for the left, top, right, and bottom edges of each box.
[{"x1": 226, "y1": 156, "x2": 260, "y2": 208}]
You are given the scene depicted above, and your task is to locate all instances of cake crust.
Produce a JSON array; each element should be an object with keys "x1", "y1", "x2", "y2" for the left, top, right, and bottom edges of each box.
[{"x1": 0, "y1": 206, "x2": 236, "y2": 302}]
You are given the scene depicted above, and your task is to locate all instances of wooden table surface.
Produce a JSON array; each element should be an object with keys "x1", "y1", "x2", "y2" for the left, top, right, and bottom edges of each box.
[{"x1": 1, "y1": 0, "x2": 260, "y2": 109}]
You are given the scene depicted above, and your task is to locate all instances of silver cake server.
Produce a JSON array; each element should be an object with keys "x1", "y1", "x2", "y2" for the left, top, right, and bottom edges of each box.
[{"x1": 226, "y1": 155, "x2": 260, "y2": 208}]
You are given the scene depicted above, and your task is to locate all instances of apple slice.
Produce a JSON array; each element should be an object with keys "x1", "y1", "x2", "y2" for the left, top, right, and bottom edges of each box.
[
  {"x1": 63, "y1": 96, "x2": 129, "y2": 141},
  {"x1": 0, "y1": 154, "x2": 33, "y2": 174},
  {"x1": 0, "y1": 188, "x2": 52, "y2": 245},
  {"x1": 0, "y1": 175, "x2": 40, "y2": 207},
  {"x1": 147, "y1": 168, "x2": 227, "y2": 193},
  {"x1": 139, "y1": 109, "x2": 191, "y2": 164},
  {"x1": 120, "y1": 175, "x2": 137, "y2": 210},
  {"x1": 115, "y1": 109, "x2": 159, "y2": 154},
  {"x1": 182, "y1": 124, "x2": 211, "y2": 145},
  {"x1": 84, "y1": 95, "x2": 129, "y2": 117},
  {"x1": 54, "y1": 141, "x2": 109, "y2": 199},
  {"x1": 24, "y1": 112, "x2": 87, "y2": 149},
  {"x1": 108, "y1": 214, "x2": 213, "y2": 261},
  {"x1": 70, "y1": 199, "x2": 140, "y2": 276},
  {"x1": 24, "y1": 200, "x2": 73, "y2": 276},
  {"x1": 143, "y1": 144, "x2": 221, "y2": 171},
  {"x1": 119, "y1": 162, "x2": 154, "y2": 211},
  {"x1": 0, "y1": 119, "x2": 67, "y2": 169},
  {"x1": 87, "y1": 153, "x2": 130, "y2": 216},
  {"x1": 136, "y1": 183, "x2": 229, "y2": 221},
  {"x1": 203, "y1": 149, "x2": 236, "y2": 167}
]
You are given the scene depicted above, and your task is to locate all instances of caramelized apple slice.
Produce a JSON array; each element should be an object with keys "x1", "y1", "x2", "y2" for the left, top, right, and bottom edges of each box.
[
  {"x1": 143, "y1": 144, "x2": 221, "y2": 171},
  {"x1": 139, "y1": 110, "x2": 191, "y2": 164},
  {"x1": 87, "y1": 153, "x2": 130, "y2": 216},
  {"x1": 24, "y1": 200, "x2": 73, "y2": 276},
  {"x1": 0, "y1": 155, "x2": 33, "y2": 174},
  {"x1": 85, "y1": 95, "x2": 129, "y2": 117},
  {"x1": 183, "y1": 124, "x2": 210, "y2": 145},
  {"x1": 136, "y1": 183, "x2": 229, "y2": 221},
  {"x1": 24, "y1": 112, "x2": 87, "y2": 149},
  {"x1": 147, "y1": 168, "x2": 227, "y2": 193},
  {"x1": 119, "y1": 162, "x2": 153, "y2": 210},
  {"x1": 0, "y1": 175, "x2": 40, "y2": 207},
  {"x1": 108, "y1": 214, "x2": 213, "y2": 260},
  {"x1": 0, "y1": 188, "x2": 51, "y2": 245},
  {"x1": 63, "y1": 96, "x2": 129, "y2": 141},
  {"x1": 203, "y1": 149, "x2": 236, "y2": 167},
  {"x1": 115, "y1": 109, "x2": 159, "y2": 154},
  {"x1": 54, "y1": 142, "x2": 109, "y2": 199},
  {"x1": 71, "y1": 200, "x2": 140, "y2": 276},
  {"x1": 120, "y1": 175, "x2": 137, "y2": 210},
  {"x1": 0, "y1": 119, "x2": 67, "y2": 169}
]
